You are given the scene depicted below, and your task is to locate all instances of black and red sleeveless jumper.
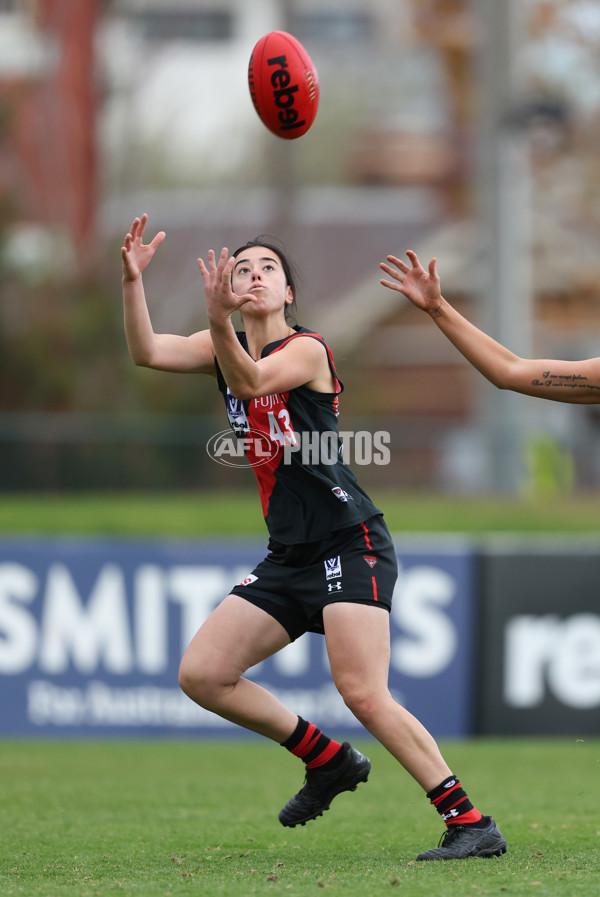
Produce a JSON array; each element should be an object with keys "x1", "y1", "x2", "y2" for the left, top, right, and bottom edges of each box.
[{"x1": 215, "y1": 327, "x2": 381, "y2": 544}]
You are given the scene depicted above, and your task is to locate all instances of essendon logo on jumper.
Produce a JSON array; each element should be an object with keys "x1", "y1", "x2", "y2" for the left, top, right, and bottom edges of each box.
[
  {"x1": 363, "y1": 555, "x2": 377, "y2": 569},
  {"x1": 268, "y1": 55, "x2": 306, "y2": 133}
]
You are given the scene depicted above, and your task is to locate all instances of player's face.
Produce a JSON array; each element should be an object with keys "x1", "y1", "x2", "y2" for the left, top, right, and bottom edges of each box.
[{"x1": 232, "y1": 246, "x2": 293, "y2": 315}]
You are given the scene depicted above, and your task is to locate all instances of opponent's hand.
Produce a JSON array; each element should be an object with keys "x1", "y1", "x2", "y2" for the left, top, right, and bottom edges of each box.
[
  {"x1": 197, "y1": 248, "x2": 254, "y2": 323},
  {"x1": 121, "y1": 214, "x2": 166, "y2": 282},
  {"x1": 379, "y1": 250, "x2": 442, "y2": 314}
]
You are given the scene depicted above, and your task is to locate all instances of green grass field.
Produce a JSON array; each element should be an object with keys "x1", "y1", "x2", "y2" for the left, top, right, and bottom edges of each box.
[
  {"x1": 1, "y1": 738, "x2": 598, "y2": 897},
  {"x1": 2, "y1": 489, "x2": 600, "y2": 535}
]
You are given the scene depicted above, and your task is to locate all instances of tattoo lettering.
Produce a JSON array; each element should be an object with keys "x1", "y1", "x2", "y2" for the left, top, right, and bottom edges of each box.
[
  {"x1": 531, "y1": 371, "x2": 600, "y2": 392},
  {"x1": 542, "y1": 371, "x2": 588, "y2": 382}
]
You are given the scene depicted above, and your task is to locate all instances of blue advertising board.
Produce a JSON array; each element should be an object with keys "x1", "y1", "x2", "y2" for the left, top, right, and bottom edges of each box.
[{"x1": 0, "y1": 537, "x2": 477, "y2": 737}]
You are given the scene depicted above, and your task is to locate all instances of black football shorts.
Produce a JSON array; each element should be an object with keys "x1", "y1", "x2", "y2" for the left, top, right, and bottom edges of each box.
[{"x1": 230, "y1": 514, "x2": 398, "y2": 641}]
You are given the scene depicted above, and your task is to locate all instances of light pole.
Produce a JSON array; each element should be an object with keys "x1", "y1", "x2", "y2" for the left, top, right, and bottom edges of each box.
[{"x1": 475, "y1": 0, "x2": 534, "y2": 492}]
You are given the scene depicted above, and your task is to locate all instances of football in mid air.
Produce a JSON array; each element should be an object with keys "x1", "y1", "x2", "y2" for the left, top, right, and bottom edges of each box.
[{"x1": 248, "y1": 31, "x2": 319, "y2": 139}]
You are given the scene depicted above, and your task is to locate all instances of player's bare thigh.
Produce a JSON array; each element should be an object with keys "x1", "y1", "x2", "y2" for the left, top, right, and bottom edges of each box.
[
  {"x1": 180, "y1": 593, "x2": 291, "y2": 684},
  {"x1": 323, "y1": 602, "x2": 391, "y2": 700}
]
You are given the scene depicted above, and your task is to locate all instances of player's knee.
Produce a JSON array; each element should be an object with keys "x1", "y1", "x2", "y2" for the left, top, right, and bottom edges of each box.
[
  {"x1": 178, "y1": 652, "x2": 224, "y2": 707},
  {"x1": 178, "y1": 653, "x2": 201, "y2": 699},
  {"x1": 338, "y1": 682, "x2": 386, "y2": 727}
]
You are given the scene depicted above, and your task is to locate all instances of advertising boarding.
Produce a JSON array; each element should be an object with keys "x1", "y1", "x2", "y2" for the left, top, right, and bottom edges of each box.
[
  {"x1": 477, "y1": 541, "x2": 600, "y2": 735},
  {"x1": 0, "y1": 537, "x2": 477, "y2": 738}
]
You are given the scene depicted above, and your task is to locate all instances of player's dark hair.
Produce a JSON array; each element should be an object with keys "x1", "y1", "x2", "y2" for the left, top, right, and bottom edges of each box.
[{"x1": 232, "y1": 235, "x2": 299, "y2": 324}]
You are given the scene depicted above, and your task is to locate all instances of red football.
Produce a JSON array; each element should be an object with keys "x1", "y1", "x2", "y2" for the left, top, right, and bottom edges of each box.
[{"x1": 248, "y1": 31, "x2": 319, "y2": 139}]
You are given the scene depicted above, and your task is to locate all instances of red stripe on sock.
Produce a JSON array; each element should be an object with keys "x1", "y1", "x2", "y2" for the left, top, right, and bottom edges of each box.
[
  {"x1": 290, "y1": 723, "x2": 319, "y2": 759},
  {"x1": 449, "y1": 808, "x2": 483, "y2": 826},
  {"x1": 431, "y1": 783, "x2": 462, "y2": 807},
  {"x1": 306, "y1": 741, "x2": 342, "y2": 769}
]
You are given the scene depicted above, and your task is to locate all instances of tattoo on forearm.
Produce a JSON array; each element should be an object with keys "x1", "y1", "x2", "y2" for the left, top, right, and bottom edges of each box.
[{"x1": 531, "y1": 371, "x2": 600, "y2": 392}]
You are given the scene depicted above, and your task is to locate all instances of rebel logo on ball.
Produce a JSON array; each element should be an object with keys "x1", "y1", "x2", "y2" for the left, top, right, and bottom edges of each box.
[
  {"x1": 248, "y1": 31, "x2": 320, "y2": 140},
  {"x1": 266, "y1": 54, "x2": 306, "y2": 133}
]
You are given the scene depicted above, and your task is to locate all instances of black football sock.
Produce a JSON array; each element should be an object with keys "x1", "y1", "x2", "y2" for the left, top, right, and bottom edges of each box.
[
  {"x1": 281, "y1": 716, "x2": 343, "y2": 768},
  {"x1": 427, "y1": 775, "x2": 483, "y2": 826}
]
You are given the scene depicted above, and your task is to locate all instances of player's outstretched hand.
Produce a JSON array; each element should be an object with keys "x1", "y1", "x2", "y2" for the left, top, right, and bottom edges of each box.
[
  {"x1": 121, "y1": 214, "x2": 166, "y2": 282},
  {"x1": 379, "y1": 250, "x2": 442, "y2": 314},
  {"x1": 197, "y1": 248, "x2": 253, "y2": 323}
]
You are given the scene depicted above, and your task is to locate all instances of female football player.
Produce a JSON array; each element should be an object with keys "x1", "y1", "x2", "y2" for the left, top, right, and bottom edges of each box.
[{"x1": 121, "y1": 215, "x2": 506, "y2": 861}]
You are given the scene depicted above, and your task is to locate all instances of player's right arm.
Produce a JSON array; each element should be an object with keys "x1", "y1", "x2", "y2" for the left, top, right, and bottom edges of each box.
[
  {"x1": 380, "y1": 250, "x2": 600, "y2": 404},
  {"x1": 121, "y1": 215, "x2": 216, "y2": 375}
]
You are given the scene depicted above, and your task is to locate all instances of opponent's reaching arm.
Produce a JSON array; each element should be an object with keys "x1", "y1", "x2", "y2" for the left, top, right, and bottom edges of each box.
[
  {"x1": 380, "y1": 250, "x2": 600, "y2": 404},
  {"x1": 121, "y1": 214, "x2": 216, "y2": 374}
]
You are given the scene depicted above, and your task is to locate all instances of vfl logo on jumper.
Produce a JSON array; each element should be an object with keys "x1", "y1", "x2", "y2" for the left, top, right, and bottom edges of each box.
[
  {"x1": 238, "y1": 574, "x2": 258, "y2": 587},
  {"x1": 225, "y1": 389, "x2": 249, "y2": 436},
  {"x1": 331, "y1": 487, "x2": 353, "y2": 502},
  {"x1": 324, "y1": 556, "x2": 342, "y2": 581}
]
